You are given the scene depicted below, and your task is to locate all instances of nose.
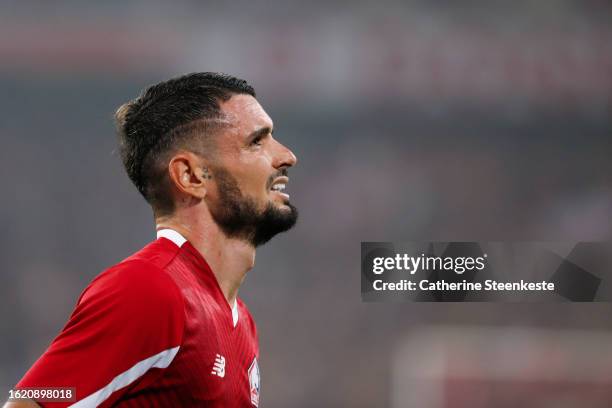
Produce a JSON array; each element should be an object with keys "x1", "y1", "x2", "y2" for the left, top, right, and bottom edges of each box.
[{"x1": 273, "y1": 140, "x2": 297, "y2": 169}]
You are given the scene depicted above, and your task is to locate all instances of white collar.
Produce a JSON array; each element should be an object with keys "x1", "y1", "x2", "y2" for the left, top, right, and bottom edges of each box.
[
  {"x1": 156, "y1": 228, "x2": 187, "y2": 247},
  {"x1": 231, "y1": 301, "x2": 239, "y2": 327},
  {"x1": 156, "y1": 228, "x2": 239, "y2": 327}
]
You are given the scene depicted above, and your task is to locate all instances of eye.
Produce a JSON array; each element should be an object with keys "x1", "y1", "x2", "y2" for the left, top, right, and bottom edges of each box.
[{"x1": 251, "y1": 136, "x2": 263, "y2": 146}]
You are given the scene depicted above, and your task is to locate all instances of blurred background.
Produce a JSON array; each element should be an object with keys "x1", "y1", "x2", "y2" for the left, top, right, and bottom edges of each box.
[{"x1": 1, "y1": 0, "x2": 611, "y2": 407}]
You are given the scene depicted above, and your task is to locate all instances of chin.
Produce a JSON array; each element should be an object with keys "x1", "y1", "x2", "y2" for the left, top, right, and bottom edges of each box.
[
  {"x1": 269, "y1": 196, "x2": 290, "y2": 207},
  {"x1": 277, "y1": 199, "x2": 292, "y2": 209},
  {"x1": 251, "y1": 201, "x2": 298, "y2": 247}
]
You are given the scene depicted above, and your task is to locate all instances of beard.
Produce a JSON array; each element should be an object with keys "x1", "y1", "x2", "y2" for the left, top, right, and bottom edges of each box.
[{"x1": 208, "y1": 166, "x2": 298, "y2": 247}]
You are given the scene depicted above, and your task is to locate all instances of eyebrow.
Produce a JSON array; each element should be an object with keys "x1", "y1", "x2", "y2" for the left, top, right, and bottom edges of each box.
[{"x1": 246, "y1": 126, "x2": 273, "y2": 142}]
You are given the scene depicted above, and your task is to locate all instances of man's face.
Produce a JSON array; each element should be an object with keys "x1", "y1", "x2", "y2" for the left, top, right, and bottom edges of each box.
[{"x1": 205, "y1": 94, "x2": 298, "y2": 247}]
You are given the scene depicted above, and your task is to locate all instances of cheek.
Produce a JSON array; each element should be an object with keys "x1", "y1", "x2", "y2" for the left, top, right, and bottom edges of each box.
[
  {"x1": 238, "y1": 154, "x2": 272, "y2": 187},
  {"x1": 245, "y1": 172, "x2": 268, "y2": 194},
  {"x1": 229, "y1": 160, "x2": 270, "y2": 195}
]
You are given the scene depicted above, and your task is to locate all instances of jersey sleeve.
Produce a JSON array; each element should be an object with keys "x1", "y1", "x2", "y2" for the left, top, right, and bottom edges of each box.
[{"x1": 16, "y1": 259, "x2": 185, "y2": 408}]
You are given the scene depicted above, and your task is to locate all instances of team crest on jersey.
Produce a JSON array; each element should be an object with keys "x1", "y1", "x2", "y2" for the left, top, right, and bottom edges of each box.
[{"x1": 248, "y1": 357, "x2": 260, "y2": 407}]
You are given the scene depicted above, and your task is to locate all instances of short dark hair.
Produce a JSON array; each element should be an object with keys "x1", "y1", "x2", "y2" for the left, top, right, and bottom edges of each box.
[{"x1": 115, "y1": 72, "x2": 256, "y2": 216}]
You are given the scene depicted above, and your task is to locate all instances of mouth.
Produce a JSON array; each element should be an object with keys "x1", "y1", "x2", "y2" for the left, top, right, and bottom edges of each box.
[{"x1": 269, "y1": 176, "x2": 290, "y2": 200}]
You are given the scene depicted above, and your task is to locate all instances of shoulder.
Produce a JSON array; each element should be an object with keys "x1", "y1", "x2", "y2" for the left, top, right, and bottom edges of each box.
[
  {"x1": 81, "y1": 259, "x2": 181, "y2": 305},
  {"x1": 79, "y1": 238, "x2": 182, "y2": 306},
  {"x1": 73, "y1": 258, "x2": 185, "y2": 335},
  {"x1": 61, "y1": 257, "x2": 186, "y2": 350}
]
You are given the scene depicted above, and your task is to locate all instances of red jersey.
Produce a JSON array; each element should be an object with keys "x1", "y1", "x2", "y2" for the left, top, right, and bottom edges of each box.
[{"x1": 17, "y1": 229, "x2": 261, "y2": 407}]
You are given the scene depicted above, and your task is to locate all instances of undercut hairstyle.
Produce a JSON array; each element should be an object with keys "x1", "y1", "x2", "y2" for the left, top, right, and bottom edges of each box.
[{"x1": 114, "y1": 72, "x2": 256, "y2": 216}]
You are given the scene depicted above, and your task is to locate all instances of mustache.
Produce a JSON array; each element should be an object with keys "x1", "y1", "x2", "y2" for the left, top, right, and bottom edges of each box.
[{"x1": 266, "y1": 168, "x2": 289, "y2": 189}]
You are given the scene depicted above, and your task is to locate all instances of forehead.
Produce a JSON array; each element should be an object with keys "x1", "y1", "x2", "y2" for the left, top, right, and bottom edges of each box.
[{"x1": 218, "y1": 94, "x2": 273, "y2": 135}]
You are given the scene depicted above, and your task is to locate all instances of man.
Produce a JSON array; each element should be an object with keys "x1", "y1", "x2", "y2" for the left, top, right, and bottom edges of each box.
[{"x1": 5, "y1": 72, "x2": 298, "y2": 407}]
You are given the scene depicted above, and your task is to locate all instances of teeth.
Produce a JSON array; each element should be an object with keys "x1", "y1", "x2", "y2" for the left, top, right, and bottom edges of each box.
[{"x1": 271, "y1": 183, "x2": 286, "y2": 191}]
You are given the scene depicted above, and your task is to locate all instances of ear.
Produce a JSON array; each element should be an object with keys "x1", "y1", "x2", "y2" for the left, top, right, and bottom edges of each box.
[{"x1": 167, "y1": 151, "x2": 209, "y2": 199}]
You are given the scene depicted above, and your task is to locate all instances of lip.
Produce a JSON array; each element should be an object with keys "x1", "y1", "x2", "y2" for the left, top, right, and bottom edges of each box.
[
  {"x1": 271, "y1": 190, "x2": 290, "y2": 200},
  {"x1": 269, "y1": 176, "x2": 289, "y2": 190}
]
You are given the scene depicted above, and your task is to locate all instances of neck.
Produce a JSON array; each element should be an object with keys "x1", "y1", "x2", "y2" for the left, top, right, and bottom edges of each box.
[{"x1": 156, "y1": 210, "x2": 255, "y2": 307}]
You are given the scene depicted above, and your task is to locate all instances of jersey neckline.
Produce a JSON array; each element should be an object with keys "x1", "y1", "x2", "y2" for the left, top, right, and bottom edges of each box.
[{"x1": 156, "y1": 228, "x2": 239, "y2": 327}]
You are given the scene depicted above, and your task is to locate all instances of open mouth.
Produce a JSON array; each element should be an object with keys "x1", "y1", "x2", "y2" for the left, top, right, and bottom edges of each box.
[
  {"x1": 270, "y1": 177, "x2": 289, "y2": 198},
  {"x1": 271, "y1": 183, "x2": 286, "y2": 192}
]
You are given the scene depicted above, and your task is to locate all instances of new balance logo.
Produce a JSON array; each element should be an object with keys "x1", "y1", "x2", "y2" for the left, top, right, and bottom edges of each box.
[{"x1": 211, "y1": 354, "x2": 226, "y2": 378}]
